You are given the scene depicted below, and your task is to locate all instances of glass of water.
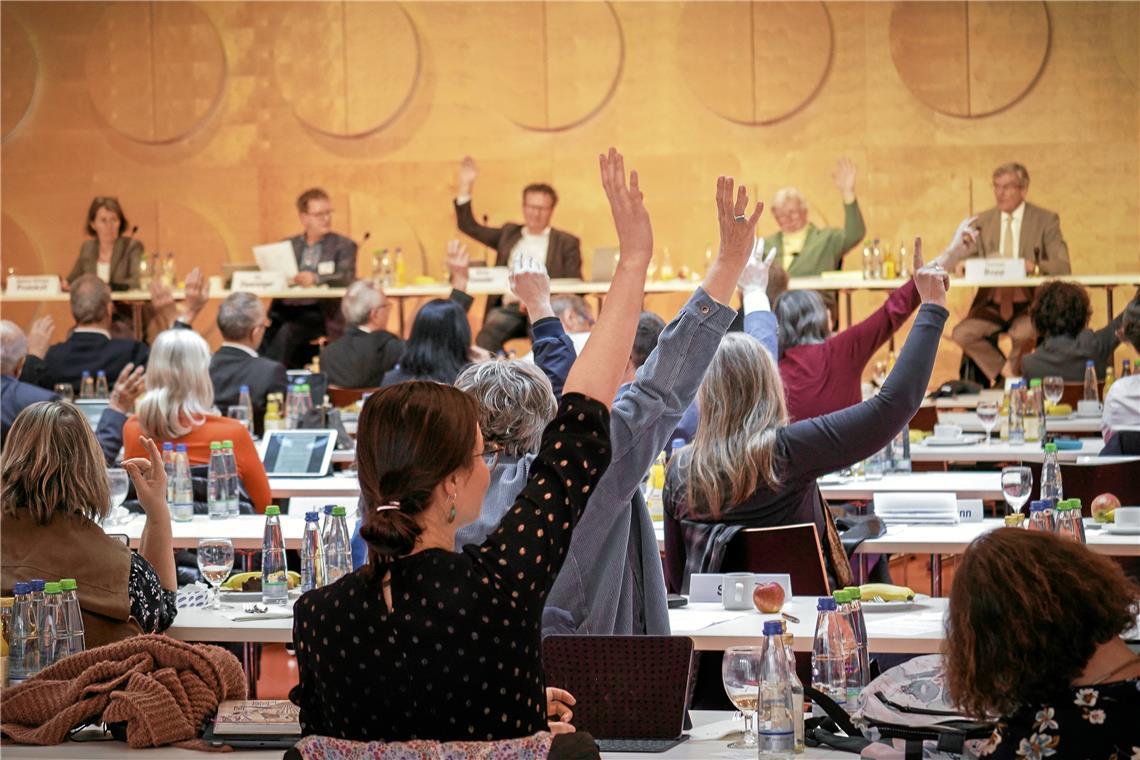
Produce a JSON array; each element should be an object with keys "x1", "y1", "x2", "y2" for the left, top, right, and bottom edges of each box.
[
  {"x1": 197, "y1": 538, "x2": 235, "y2": 610},
  {"x1": 1043, "y1": 375, "x2": 1064, "y2": 407},
  {"x1": 227, "y1": 405, "x2": 253, "y2": 435},
  {"x1": 1001, "y1": 466, "x2": 1033, "y2": 517},
  {"x1": 976, "y1": 401, "x2": 999, "y2": 445},
  {"x1": 105, "y1": 468, "x2": 130, "y2": 525},
  {"x1": 722, "y1": 646, "x2": 764, "y2": 748}
]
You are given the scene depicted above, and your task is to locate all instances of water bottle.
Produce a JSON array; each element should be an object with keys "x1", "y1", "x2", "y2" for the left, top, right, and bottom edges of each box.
[
  {"x1": 300, "y1": 511, "x2": 327, "y2": 593},
  {"x1": 810, "y1": 597, "x2": 849, "y2": 714},
  {"x1": 39, "y1": 582, "x2": 66, "y2": 669},
  {"x1": 94, "y1": 370, "x2": 109, "y2": 400},
  {"x1": 1040, "y1": 442, "x2": 1063, "y2": 504},
  {"x1": 238, "y1": 385, "x2": 255, "y2": 434},
  {"x1": 1123, "y1": 359, "x2": 1133, "y2": 377},
  {"x1": 1055, "y1": 499, "x2": 1087, "y2": 544},
  {"x1": 320, "y1": 504, "x2": 336, "y2": 546},
  {"x1": 1007, "y1": 381, "x2": 1026, "y2": 445},
  {"x1": 28, "y1": 579, "x2": 45, "y2": 635},
  {"x1": 325, "y1": 505, "x2": 353, "y2": 583},
  {"x1": 757, "y1": 620, "x2": 795, "y2": 757},
  {"x1": 668, "y1": 437, "x2": 685, "y2": 463},
  {"x1": 207, "y1": 442, "x2": 227, "y2": 519},
  {"x1": 842, "y1": 586, "x2": 870, "y2": 690},
  {"x1": 8, "y1": 583, "x2": 39, "y2": 683},
  {"x1": 296, "y1": 384, "x2": 313, "y2": 425},
  {"x1": 1024, "y1": 379, "x2": 1044, "y2": 442},
  {"x1": 832, "y1": 590, "x2": 865, "y2": 705},
  {"x1": 222, "y1": 440, "x2": 240, "y2": 516},
  {"x1": 162, "y1": 442, "x2": 176, "y2": 504},
  {"x1": 1026, "y1": 500, "x2": 1056, "y2": 533},
  {"x1": 1083, "y1": 360, "x2": 1099, "y2": 402},
  {"x1": 261, "y1": 505, "x2": 289, "y2": 606},
  {"x1": 79, "y1": 371, "x2": 94, "y2": 399},
  {"x1": 171, "y1": 443, "x2": 194, "y2": 522},
  {"x1": 58, "y1": 579, "x2": 85, "y2": 656},
  {"x1": 888, "y1": 426, "x2": 911, "y2": 473},
  {"x1": 782, "y1": 630, "x2": 805, "y2": 754}
]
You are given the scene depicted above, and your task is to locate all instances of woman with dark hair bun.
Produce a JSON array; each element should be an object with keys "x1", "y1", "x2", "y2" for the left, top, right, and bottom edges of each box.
[
  {"x1": 67, "y1": 197, "x2": 144, "y2": 291},
  {"x1": 381, "y1": 298, "x2": 474, "y2": 386},
  {"x1": 945, "y1": 528, "x2": 1140, "y2": 758},
  {"x1": 290, "y1": 148, "x2": 653, "y2": 744}
]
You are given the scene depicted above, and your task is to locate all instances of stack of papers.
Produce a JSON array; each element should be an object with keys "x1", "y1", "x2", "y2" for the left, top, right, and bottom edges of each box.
[{"x1": 873, "y1": 492, "x2": 960, "y2": 525}]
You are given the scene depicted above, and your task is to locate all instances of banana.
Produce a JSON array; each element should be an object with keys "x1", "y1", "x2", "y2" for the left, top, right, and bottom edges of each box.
[
  {"x1": 221, "y1": 571, "x2": 302, "y2": 590},
  {"x1": 859, "y1": 583, "x2": 915, "y2": 602}
]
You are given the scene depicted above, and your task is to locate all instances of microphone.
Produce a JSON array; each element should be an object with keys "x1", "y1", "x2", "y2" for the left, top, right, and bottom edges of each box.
[
  {"x1": 125, "y1": 225, "x2": 139, "y2": 239},
  {"x1": 361, "y1": 231, "x2": 371, "y2": 247},
  {"x1": 481, "y1": 214, "x2": 493, "y2": 265}
]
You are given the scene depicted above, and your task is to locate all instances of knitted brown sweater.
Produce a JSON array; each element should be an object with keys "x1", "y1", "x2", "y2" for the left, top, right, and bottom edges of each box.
[{"x1": 0, "y1": 634, "x2": 246, "y2": 748}]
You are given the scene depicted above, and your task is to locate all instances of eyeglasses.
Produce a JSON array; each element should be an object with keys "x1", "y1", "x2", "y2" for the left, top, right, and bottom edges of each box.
[
  {"x1": 306, "y1": 209, "x2": 334, "y2": 219},
  {"x1": 479, "y1": 445, "x2": 503, "y2": 468},
  {"x1": 523, "y1": 204, "x2": 553, "y2": 213}
]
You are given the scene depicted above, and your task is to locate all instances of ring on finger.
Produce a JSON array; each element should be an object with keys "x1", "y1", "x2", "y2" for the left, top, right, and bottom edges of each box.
[{"x1": 734, "y1": 215, "x2": 747, "y2": 222}]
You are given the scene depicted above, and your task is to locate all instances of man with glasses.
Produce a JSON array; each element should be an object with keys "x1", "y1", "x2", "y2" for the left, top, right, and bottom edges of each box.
[
  {"x1": 951, "y1": 163, "x2": 1070, "y2": 385},
  {"x1": 262, "y1": 187, "x2": 359, "y2": 368},
  {"x1": 453, "y1": 156, "x2": 582, "y2": 353}
]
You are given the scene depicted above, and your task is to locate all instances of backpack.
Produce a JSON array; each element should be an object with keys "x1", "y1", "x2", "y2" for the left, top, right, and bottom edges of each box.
[{"x1": 807, "y1": 654, "x2": 995, "y2": 759}]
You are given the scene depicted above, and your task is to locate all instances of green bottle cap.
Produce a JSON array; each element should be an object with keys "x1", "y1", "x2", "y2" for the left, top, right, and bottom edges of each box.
[
  {"x1": 266, "y1": 505, "x2": 281, "y2": 516},
  {"x1": 843, "y1": 586, "x2": 862, "y2": 600},
  {"x1": 832, "y1": 590, "x2": 849, "y2": 604},
  {"x1": 43, "y1": 582, "x2": 62, "y2": 595},
  {"x1": 59, "y1": 579, "x2": 77, "y2": 591},
  {"x1": 1029, "y1": 378, "x2": 1042, "y2": 388},
  {"x1": 1044, "y1": 442, "x2": 1057, "y2": 452},
  {"x1": 331, "y1": 505, "x2": 347, "y2": 517},
  {"x1": 222, "y1": 440, "x2": 234, "y2": 448},
  {"x1": 210, "y1": 441, "x2": 221, "y2": 450}
]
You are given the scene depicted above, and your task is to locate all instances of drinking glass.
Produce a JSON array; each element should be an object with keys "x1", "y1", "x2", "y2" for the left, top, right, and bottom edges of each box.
[
  {"x1": 722, "y1": 646, "x2": 764, "y2": 749},
  {"x1": 1043, "y1": 376, "x2": 1064, "y2": 407},
  {"x1": 1001, "y1": 466, "x2": 1033, "y2": 517},
  {"x1": 53, "y1": 383, "x2": 74, "y2": 403},
  {"x1": 976, "y1": 401, "x2": 999, "y2": 445},
  {"x1": 227, "y1": 405, "x2": 253, "y2": 435},
  {"x1": 105, "y1": 468, "x2": 130, "y2": 526},
  {"x1": 197, "y1": 538, "x2": 235, "y2": 610}
]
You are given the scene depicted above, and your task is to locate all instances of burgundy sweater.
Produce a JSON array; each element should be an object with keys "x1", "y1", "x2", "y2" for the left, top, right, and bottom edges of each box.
[{"x1": 779, "y1": 280, "x2": 921, "y2": 421}]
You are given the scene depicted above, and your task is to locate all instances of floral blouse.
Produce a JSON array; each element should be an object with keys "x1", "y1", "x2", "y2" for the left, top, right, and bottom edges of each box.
[{"x1": 977, "y1": 678, "x2": 1140, "y2": 759}]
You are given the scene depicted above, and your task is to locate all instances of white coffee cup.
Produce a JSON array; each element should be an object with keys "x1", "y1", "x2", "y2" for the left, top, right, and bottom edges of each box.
[
  {"x1": 721, "y1": 572, "x2": 754, "y2": 610},
  {"x1": 1077, "y1": 399, "x2": 1103, "y2": 417},
  {"x1": 932, "y1": 423, "x2": 962, "y2": 441},
  {"x1": 1114, "y1": 506, "x2": 1140, "y2": 530},
  {"x1": 208, "y1": 275, "x2": 225, "y2": 292}
]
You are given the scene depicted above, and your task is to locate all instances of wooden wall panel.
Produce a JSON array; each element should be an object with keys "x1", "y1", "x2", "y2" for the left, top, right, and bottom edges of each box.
[{"x1": 2, "y1": 0, "x2": 1137, "y2": 385}]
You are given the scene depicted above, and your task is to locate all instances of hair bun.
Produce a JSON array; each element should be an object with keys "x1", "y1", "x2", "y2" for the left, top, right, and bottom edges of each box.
[{"x1": 360, "y1": 505, "x2": 421, "y2": 559}]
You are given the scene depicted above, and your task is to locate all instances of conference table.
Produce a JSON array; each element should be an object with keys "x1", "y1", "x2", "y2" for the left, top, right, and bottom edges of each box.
[
  {"x1": 910, "y1": 437, "x2": 1105, "y2": 463},
  {"x1": 936, "y1": 410, "x2": 1105, "y2": 435}
]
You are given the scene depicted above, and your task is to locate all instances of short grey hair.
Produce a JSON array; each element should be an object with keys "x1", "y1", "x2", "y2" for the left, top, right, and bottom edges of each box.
[
  {"x1": 0, "y1": 320, "x2": 28, "y2": 375},
  {"x1": 993, "y1": 162, "x2": 1030, "y2": 188},
  {"x1": 217, "y1": 292, "x2": 264, "y2": 341},
  {"x1": 342, "y1": 280, "x2": 384, "y2": 328},
  {"x1": 454, "y1": 360, "x2": 556, "y2": 457},
  {"x1": 550, "y1": 295, "x2": 593, "y2": 324},
  {"x1": 771, "y1": 187, "x2": 806, "y2": 211},
  {"x1": 70, "y1": 274, "x2": 111, "y2": 325}
]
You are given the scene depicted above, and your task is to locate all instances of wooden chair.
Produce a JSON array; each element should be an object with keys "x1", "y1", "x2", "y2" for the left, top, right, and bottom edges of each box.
[
  {"x1": 327, "y1": 386, "x2": 378, "y2": 409},
  {"x1": 1026, "y1": 459, "x2": 1140, "y2": 517},
  {"x1": 719, "y1": 523, "x2": 832, "y2": 597}
]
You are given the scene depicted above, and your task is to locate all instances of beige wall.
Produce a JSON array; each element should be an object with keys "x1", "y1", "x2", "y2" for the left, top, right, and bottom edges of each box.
[{"x1": 2, "y1": 1, "x2": 1137, "y2": 378}]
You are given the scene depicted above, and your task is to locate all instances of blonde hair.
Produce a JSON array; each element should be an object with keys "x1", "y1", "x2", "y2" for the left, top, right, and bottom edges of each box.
[
  {"x1": 684, "y1": 333, "x2": 788, "y2": 518},
  {"x1": 1, "y1": 401, "x2": 111, "y2": 524},
  {"x1": 136, "y1": 328, "x2": 216, "y2": 439}
]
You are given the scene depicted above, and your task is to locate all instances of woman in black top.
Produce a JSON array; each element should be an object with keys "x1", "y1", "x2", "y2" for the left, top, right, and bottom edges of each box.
[
  {"x1": 290, "y1": 148, "x2": 664, "y2": 742},
  {"x1": 381, "y1": 298, "x2": 472, "y2": 386}
]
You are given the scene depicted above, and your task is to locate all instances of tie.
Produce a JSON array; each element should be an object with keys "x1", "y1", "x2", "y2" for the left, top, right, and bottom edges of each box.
[
  {"x1": 1002, "y1": 215, "x2": 1014, "y2": 258},
  {"x1": 998, "y1": 215, "x2": 1015, "y2": 320}
]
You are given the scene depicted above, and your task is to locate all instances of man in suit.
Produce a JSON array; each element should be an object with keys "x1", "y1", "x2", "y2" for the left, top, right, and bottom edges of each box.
[
  {"x1": 261, "y1": 187, "x2": 358, "y2": 368},
  {"x1": 21, "y1": 275, "x2": 149, "y2": 394},
  {"x1": 211, "y1": 292, "x2": 288, "y2": 435},
  {"x1": 951, "y1": 162, "x2": 1070, "y2": 384},
  {"x1": 453, "y1": 156, "x2": 582, "y2": 352},
  {"x1": 320, "y1": 281, "x2": 404, "y2": 389}
]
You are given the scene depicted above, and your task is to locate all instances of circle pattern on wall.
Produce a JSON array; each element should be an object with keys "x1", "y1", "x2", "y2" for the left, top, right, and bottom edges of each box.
[
  {"x1": 85, "y1": 2, "x2": 227, "y2": 144},
  {"x1": 2, "y1": 12, "x2": 38, "y2": 141},
  {"x1": 678, "y1": 1, "x2": 833, "y2": 126},
  {"x1": 889, "y1": 1, "x2": 1050, "y2": 118},
  {"x1": 273, "y1": 3, "x2": 420, "y2": 138}
]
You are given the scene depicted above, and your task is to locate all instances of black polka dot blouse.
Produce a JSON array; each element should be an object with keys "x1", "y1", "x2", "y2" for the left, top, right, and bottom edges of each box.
[{"x1": 290, "y1": 394, "x2": 611, "y2": 742}]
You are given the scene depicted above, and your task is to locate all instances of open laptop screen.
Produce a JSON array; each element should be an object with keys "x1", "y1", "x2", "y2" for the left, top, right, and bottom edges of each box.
[{"x1": 260, "y1": 430, "x2": 335, "y2": 477}]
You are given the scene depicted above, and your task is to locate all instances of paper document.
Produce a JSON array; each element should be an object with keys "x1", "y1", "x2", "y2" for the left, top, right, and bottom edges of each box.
[{"x1": 253, "y1": 241, "x2": 298, "y2": 278}]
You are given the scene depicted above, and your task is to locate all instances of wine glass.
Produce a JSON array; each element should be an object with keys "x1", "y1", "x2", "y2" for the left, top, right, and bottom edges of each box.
[
  {"x1": 197, "y1": 538, "x2": 235, "y2": 610},
  {"x1": 1043, "y1": 376, "x2": 1064, "y2": 408},
  {"x1": 722, "y1": 646, "x2": 763, "y2": 749},
  {"x1": 976, "y1": 401, "x2": 999, "y2": 445},
  {"x1": 53, "y1": 383, "x2": 74, "y2": 403},
  {"x1": 105, "y1": 468, "x2": 130, "y2": 526},
  {"x1": 227, "y1": 405, "x2": 253, "y2": 436},
  {"x1": 1001, "y1": 466, "x2": 1033, "y2": 518}
]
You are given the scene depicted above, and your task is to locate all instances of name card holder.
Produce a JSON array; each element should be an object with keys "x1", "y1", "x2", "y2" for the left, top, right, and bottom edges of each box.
[
  {"x1": 957, "y1": 499, "x2": 985, "y2": 523},
  {"x1": 467, "y1": 266, "x2": 510, "y2": 292},
  {"x1": 964, "y1": 258, "x2": 1025, "y2": 282},
  {"x1": 232, "y1": 270, "x2": 287, "y2": 294},
  {"x1": 6, "y1": 275, "x2": 61, "y2": 294},
  {"x1": 688, "y1": 573, "x2": 793, "y2": 603}
]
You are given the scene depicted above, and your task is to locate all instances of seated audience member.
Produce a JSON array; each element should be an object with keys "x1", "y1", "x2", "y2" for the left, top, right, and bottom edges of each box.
[
  {"x1": 208, "y1": 292, "x2": 287, "y2": 435},
  {"x1": 1, "y1": 404, "x2": 176, "y2": 642},
  {"x1": 1102, "y1": 298, "x2": 1140, "y2": 455},
  {"x1": 1020, "y1": 282, "x2": 1133, "y2": 382},
  {"x1": 290, "y1": 148, "x2": 647, "y2": 743},
  {"x1": 777, "y1": 220, "x2": 978, "y2": 420},
  {"x1": 550, "y1": 294, "x2": 594, "y2": 354},
  {"x1": 663, "y1": 246, "x2": 951, "y2": 593},
  {"x1": 21, "y1": 275, "x2": 149, "y2": 393},
  {"x1": 945, "y1": 529, "x2": 1140, "y2": 758},
  {"x1": 122, "y1": 329, "x2": 272, "y2": 512},
  {"x1": 381, "y1": 300, "x2": 480, "y2": 386}
]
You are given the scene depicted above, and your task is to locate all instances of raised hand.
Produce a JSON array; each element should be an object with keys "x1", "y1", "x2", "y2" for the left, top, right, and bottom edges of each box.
[
  {"x1": 716, "y1": 176, "x2": 764, "y2": 264},
  {"x1": 149, "y1": 275, "x2": 175, "y2": 314},
  {"x1": 936, "y1": 216, "x2": 980, "y2": 270},
  {"x1": 832, "y1": 157, "x2": 857, "y2": 202},
  {"x1": 179, "y1": 267, "x2": 210, "y2": 323},
  {"x1": 912, "y1": 237, "x2": 950, "y2": 307},
  {"x1": 509, "y1": 258, "x2": 554, "y2": 321},
  {"x1": 122, "y1": 436, "x2": 169, "y2": 517},
  {"x1": 446, "y1": 239, "x2": 470, "y2": 290},
  {"x1": 109, "y1": 362, "x2": 146, "y2": 415},
  {"x1": 738, "y1": 243, "x2": 778, "y2": 294},
  {"x1": 457, "y1": 156, "x2": 478, "y2": 194},
  {"x1": 25, "y1": 315, "x2": 55, "y2": 358},
  {"x1": 598, "y1": 147, "x2": 652, "y2": 269}
]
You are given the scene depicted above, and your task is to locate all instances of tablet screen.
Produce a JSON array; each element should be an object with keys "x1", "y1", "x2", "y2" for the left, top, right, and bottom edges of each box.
[
  {"x1": 74, "y1": 400, "x2": 109, "y2": 431},
  {"x1": 261, "y1": 431, "x2": 333, "y2": 475}
]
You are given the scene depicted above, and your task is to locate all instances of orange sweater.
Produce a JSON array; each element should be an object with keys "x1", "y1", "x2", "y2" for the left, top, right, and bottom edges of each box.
[{"x1": 122, "y1": 415, "x2": 273, "y2": 513}]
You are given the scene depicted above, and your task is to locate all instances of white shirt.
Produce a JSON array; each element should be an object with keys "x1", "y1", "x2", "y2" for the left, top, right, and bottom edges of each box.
[
  {"x1": 1103, "y1": 374, "x2": 1140, "y2": 434},
  {"x1": 998, "y1": 202, "x2": 1026, "y2": 258},
  {"x1": 73, "y1": 327, "x2": 111, "y2": 339},
  {"x1": 95, "y1": 261, "x2": 111, "y2": 283},
  {"x1": 221, "y1": 341, "x2": 259, "y2": 358},
  {"x1": 509, "y1": 227, "x2": 551, "y2": 270}
]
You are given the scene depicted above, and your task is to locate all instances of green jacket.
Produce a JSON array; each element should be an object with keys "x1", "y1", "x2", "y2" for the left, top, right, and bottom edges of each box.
[{"x1": 761, "y1": 200, "x2": 866, "y2": 278}]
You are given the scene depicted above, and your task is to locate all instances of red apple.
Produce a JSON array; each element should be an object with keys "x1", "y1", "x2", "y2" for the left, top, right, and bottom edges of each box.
[
  {"x1": 1091, "y1": 493, "x2": 1121, "y2": 523},
  {"x1": 752, "y1": 582, "x2": 785, "y2": 613}
]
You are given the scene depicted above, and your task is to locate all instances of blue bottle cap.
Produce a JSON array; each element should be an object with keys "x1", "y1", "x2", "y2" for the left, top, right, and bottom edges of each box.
[
  {"x1": 305, "y1": 511, "x2": 320, "y2": 522},
  {"x1": 162, "y1": 442, "x2": 173, "y2": 451},
  {"x1": 97, "y1": 370, "x2": 106, "y2": 377},
  {"x1": 176, "y1": 443, "x2": 188, "y2": 452},
  {"x1": 1086, "y1": 360, "x2": 1095, "y2": 366},
  {"x1": 82, "y1": 370, "x2": 91, "y2": 377},
  {"x1": 30, "y1": 579, "x2": 45, "y2": 591},
  {"x1": 817, "y1": 596, "x2": 837, "y2": 611},
  {"x1": 670, "y1": 438, "x2": 685, "y2": 450},
  {"x1": 762, "y1": 620, "x2": 784, "y2": 636},
  {"x1": 1028, "y1": 500, "x2": 1050, "y2": 512},
  {"x1": 324, "y1": 504, "x2": 335, "y2": 514},
  {"x1": 240, "y1": 384, "x2": 250, "y2": 392},
  {"x1": 13, "y1": 582, "x2": 28, "y2": 595}
]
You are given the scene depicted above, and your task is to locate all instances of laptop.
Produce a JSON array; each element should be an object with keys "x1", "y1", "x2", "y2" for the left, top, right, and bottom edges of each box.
[
  {"x1": 74, "y1": 399, "x2": 109, "y2": 431},
  {"x1": 259, "y1": 430, "x2": 336, "y2": 478},
  {"x1": 542, "y1": 635, "x2": 693, "y2": 753},
  {"x1": 590, "y1": 247, "x2": 620, "y2": 282}
]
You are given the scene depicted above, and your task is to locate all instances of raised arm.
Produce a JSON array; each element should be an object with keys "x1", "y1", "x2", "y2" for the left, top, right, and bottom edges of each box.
[
  {"x1": 832, "y1": 157, "x2": 865, "y2": 255},
  {"x1": 122, "y1": 436, "x2": 176, "y2": 592},
  {"x1": 511, "y1": 261, "x2": 576, "y2": 398},
  {"x1": 740, "y1": 244, "x2": 779, "y2": 358},
  {"x1": 453, "y1": 156, "x2": 504, "y2": 250}
]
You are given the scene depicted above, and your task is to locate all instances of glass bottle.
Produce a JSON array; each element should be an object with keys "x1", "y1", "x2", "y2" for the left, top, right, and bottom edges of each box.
[
  {"x1": 58, "y1": 579, "x2": 85, "y2": 656},
  {"x1": 300, "y1": 511, "x2": 327, "y2": 593},
  {"x1": 811, "y1": 597, "x2": 849, "y2": 714},
  {"x1": 1040, "y1": 443, "x2": 1063, "y2": 505},
  {"x1": 261, "y1": 505, "x2": 290, "y2": 606},
  {"x1": 757, "y1": 620, "x2": 795, "y2": 757},
  {"x1": 171, "y1": 443, "x2": 194, "y2": 522},
  {"x1": 79, "y1": 371, "x2": 95, "y2": 399},
  {"x1": 1083, "y1": 360, "x2": 1099, "y2": 402},
  {"x1": 38, "y1": 582, "x2": 65, "y2": 669},
  {"x1": 325, "y1": 505, "x2": 353, "y2": 583},
  {"x1": 207, "y1": 442, "x2": 227, "y2": 519},
  {"x1": 1055, "y1": 499, "x2": 1087, "y2": 544},
  {"x1": 1026, "y1": 499, "x2": 1056, "y2": 533},
  {"x1": 221, "y1": 440, "x2": 240, "y2": 516},
  {"x1": 782, "y1": 631, "x2": 805, "y2": 754},
  {"x1": 94, "y1": 370, "x2": 109, "y2": 400}
]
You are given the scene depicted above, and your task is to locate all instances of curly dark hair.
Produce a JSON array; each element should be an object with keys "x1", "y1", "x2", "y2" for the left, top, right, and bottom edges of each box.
[
  {"x1": 1029, "y1": 280, "x2": 1090, "y2": 338},
  {"x1": 945, "y1": 528, "x2": 1140, "y2": 719},
  {"x1": 1121, "y1": 295, "x2": 1140, "y2": 351}
]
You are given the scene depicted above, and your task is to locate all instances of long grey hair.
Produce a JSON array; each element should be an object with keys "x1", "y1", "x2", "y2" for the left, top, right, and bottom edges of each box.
[{"x1": 774, "y1": 289, "x2": 830, "y2": 356}]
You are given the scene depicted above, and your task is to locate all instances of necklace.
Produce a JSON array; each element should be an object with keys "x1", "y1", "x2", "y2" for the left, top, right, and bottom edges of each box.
[{"x1": 1090, "y1": 654, "x2": 1140, "y2": 685}]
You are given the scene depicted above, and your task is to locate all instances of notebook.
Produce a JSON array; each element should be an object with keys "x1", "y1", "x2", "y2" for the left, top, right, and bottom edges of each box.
[{"x1": 202, "y1": 700, "x2": 300, "y2": 749}]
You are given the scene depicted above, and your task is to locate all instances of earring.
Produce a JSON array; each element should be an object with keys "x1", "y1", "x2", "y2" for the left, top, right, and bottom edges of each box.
[{"x1": 447, "y1": 492, "x2": 457, "y2": 524}]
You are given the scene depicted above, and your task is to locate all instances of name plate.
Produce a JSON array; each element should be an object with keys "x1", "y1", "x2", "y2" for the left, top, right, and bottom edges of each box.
[
  {"x1": 964, "y1": 257, "x2": 1025, "y2": 281},
  {"x1": 957, "y1": 499, "x2": 985, "y2": 523},
  {"x1": 689, "y1": 573, "x2": 793, "y2": 603},
  {"x1": 231, "y1": 270, "x2": 287, "y2": 293},
  {"x1": 468, "y1": 266, "x2": 510, "y2": 292},
  {"x1": 6, "y1": 275, "x2": 60, "y2": 294}
]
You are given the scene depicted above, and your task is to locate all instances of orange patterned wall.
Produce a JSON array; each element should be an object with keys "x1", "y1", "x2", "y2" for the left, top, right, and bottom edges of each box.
[{"x1": 2, "y1": 1, "x2": 1137, "y2": 377}]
